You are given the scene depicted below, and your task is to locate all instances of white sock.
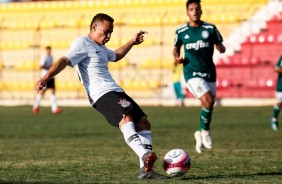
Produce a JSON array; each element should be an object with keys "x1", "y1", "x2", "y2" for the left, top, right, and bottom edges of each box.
[
  {"x1": 50, "y1": 95, "x2": 58, "y2": 111},
  {"x1": 138, "y1": 130, "x2": 152, "y2": 168},
  {"x1": 33, "y1": 94, "x2": 42, "y2": 108},
  {"x1": 120, "y1": 122, "x2": 147, "y2": 158}
]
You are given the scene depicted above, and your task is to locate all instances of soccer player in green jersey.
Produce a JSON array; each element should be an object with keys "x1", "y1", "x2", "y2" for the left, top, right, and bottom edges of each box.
[
  {"x1": 270, "y1": 56, "x2": 282, "y2": 131},
  {"x1": 173, "y1": 0, "x2": 226, "y2": 153}
]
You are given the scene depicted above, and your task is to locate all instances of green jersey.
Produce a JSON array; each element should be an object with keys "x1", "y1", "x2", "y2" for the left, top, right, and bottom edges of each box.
[
  {"x1": 174, "y1": 22, "x2": 223, "y2": 82},
  {"x1": 276, "y1": 56, "x2": 282, "y2": 91}
]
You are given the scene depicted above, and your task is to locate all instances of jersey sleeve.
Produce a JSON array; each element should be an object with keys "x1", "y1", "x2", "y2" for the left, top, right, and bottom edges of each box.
[
  {"x1": 212, "y1": 25, "x2": 223, "y2": 45},
  {"x1": 106, "y1": 47, "x2": 116, "y2": 62},
  {"x1": 65, "y1": 37, "x2": 88, "y2": 67},
  {"x1": 174, "y1": 31, "x2": 183, "y2": 48}
]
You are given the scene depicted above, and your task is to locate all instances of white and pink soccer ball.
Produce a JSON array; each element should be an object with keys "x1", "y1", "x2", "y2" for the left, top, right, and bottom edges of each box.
[{"x1": 163, "y1": 148, "x2": 191, "y2": 177}]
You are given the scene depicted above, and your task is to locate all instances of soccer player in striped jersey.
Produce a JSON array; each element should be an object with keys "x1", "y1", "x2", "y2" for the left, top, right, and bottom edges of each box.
[
  {"x1": 270, "y1": 56, "x2": 282, "y2": 131},
  {"x1": 173, "y1": 0, "x2": 226, "y2": 153},
  {"x1": 35, "y1": 13, "x2": 167, "y2": 180}
]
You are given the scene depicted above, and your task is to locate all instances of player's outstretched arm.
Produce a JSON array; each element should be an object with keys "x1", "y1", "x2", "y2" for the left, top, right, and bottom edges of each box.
[
  {"x1": 36, "y1": 56, "x2": 71, "y2": 92},
  {"x1": 115, "y1": 30, "x2": 148, "y2": 61}
]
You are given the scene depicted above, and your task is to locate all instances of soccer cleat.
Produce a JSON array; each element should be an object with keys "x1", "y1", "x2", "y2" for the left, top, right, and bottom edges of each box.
[
  {"x1": 201, "y1": 130, "x2": 213, "y2": 149},
  {"x1": 138, "y1": 169, "x2": 169, "y2": 179},
  {"x1": 270, "y1": 118, "x2": 279, "y2": 131},
  {"x1": 141, "y1": 152, "x2": 157, "y2": 172},
  {"x1": 32, "y1": 107, "x2": 39, "y2": 115},
  {"x1": 138, "y1": 152, "x2": 168, "y2": 179},
  {"x1": 52, "y1": 108, "x2": 62, "y2": 114},
  {"x1": 194, "y1": 130, "x2": 204, "y2": 153}
]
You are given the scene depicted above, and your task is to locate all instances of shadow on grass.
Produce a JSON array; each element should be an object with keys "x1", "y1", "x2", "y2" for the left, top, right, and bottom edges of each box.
[
  {"x1": 180, "y1": 171, "x2": 282, "y2": 180},
  {"x1": 0, "y1": 172, "x2": 281, "y2": 184}
]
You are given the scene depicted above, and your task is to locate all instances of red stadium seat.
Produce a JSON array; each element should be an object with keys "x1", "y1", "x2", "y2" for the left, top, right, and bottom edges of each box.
[
  {"x1": 217, "y1": 79, "x2": 233, "y2": 89},
  {"x1": 247, "y1": 78, "x2": 276, "y2": 89}
]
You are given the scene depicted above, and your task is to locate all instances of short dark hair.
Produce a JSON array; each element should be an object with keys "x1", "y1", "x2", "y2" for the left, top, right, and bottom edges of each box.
[
  {"x1": 90, "y1": 13, "x2": 114, "y2": 30},
  {"x1": 46, "y1": 46, "x2": 51, "y2": 50},
  {"x1": 186, "y1": 0, "x2": 201, "y2": 9}
]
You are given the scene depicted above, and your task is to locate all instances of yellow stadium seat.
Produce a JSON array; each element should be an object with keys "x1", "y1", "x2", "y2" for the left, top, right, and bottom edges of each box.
[
  {"x1": 20, "y1": 81, "x2": 34, "y2": 91},
  {"x1": 0, "y1": 81, "x2": 3, "y2": 90},
  {"x1": 108, "y1": 59, "x2": 129, "y2": 70},
  {"x1": 148, "y1": 79, "x2": 160, "y2": 89},
  {"x1": 135, "y1": 80, "x2": 148, "y2": 90},
  {"x1": 162, "y1": 58, "x2": 174, "y2": 69},
  {"x1": 56, "y1": 81, "x2": 82, "y2": 91},
  {"x1": 15, "y1": 61, "x2": 39, "y2": 71},
  {"x1": 140, "y1": 58, "x2": 163, "y2": 69},
  {"x1": 121, "y1": 79, "x2": 135, "y2": 90}
]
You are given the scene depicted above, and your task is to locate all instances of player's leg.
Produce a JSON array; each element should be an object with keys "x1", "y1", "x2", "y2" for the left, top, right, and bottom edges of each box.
[
  {"x1": 93, "y1": 92, "x2": 167, "y2": 179},
  {"x1": 120, "y1": 94, "x2": 167, "y2": 179},
  {"x1": 134, "y1": 116, "x2": 153, "y2": 168},
  {"x1": 199, "y1": 91, "x2": 214, "y2": 130},
  {"x1": 186, "y1": 78, "x2": 216, "y2": 152},
  {"x1": 270, "y1": 91, "x2": 281, "y2": 131},
  {"x1": 134, "y1": 116, "x2": 168, "y2": 179},
  {"x1": 199, "y1": 91, "x2": 215, "y2": 149},
  {"x1": 32, "y1": 89, "x2": 45, "y2": 114},
  {"x1": 94, "y1": 92, "x2": 147, "y2": 159},
  {"x1": 119, "y1": 114, "x2": 149, "y2": 159},
  {"x1": 49, "y1": 79, "x2": 61, "y2": 114}
]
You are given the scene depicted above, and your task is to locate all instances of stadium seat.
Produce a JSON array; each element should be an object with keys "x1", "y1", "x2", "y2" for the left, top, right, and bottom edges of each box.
[
  {"x1": 247, "y1": 78, "x2": 276, "y2": 90},
  {"x1": 0, "y1": 61, "x2": 3, "y2": 69},
  {"x1": 217, "y1": 79, "x2": 233, "y2": 89}
]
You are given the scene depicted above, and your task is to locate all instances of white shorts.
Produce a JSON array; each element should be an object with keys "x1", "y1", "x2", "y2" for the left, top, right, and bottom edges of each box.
[
  {"x1": 275, "y1": 91, "x2": 282, "y2": 102},
  {"x1": 186, "y1": 78, "x2": 216, "y2": 98}
]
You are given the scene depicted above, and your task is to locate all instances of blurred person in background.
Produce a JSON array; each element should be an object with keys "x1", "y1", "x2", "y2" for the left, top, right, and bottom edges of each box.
[
  {"x1": 172, "y1": 63, "x2": 185, "y2": 107},
  {"x1": 173, "y1": 0, "x2": 226, "y2": 153},
  {"x1": 269, "y1": 56, "x2": 282, "y2": 131},
  {"x1": 35, "y1": 13, "x2": 168, "y2": 180},
  {"x1": 32, "y1": 46, "x2": 62, "y2": 115}
]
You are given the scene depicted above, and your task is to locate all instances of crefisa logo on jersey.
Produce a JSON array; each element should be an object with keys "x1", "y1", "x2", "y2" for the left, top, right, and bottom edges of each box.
[
  {"x1": 185, "y1": 40, "x2": 209, "y2": 50},
  {"x1": 201, "y1": 30, "x2": 209, "y2": 39}
]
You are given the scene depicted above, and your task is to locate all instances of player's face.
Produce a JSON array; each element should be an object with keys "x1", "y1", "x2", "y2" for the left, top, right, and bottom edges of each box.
[
  {"x1": 46, "y1": 48, "x2": 51, "y2": 55},
  {"x1": 186, "y1": 3, "x2": 202, "y2": 22},
  {"x1": 93, "y1": 20, "x2": 114, "y2": 45}
]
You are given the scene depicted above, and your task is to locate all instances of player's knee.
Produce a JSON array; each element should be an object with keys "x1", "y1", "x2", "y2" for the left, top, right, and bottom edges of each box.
[
  {"x1": 201, "y1": 94, "x2": 214, "y2": 108},
  {"x1": 135, "y1": 116, "x2": 151, "y2": 131},
  {"x1": 202, "y1": 101, "x2": 213, "y2": 109}
]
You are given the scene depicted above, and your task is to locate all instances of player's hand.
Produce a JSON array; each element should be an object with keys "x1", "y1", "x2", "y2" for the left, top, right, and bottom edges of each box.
[
  {"x1": 175, "y1": 56, "x2": 184, "y2": 64},
  {"x1": 35, "y1": 79, "x2": 47, "y2": 92},
  {"x1": 132, "y1": 30, "x2": 148, "y2": 45},
  {"x1": 216, "y1": 43, "x2": 226, "y2": 53}
]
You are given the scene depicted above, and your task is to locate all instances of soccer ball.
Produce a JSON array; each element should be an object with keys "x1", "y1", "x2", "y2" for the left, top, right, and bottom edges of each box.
[{"x1": 163, "y1": 148, "x2": 191, "y2": 177}]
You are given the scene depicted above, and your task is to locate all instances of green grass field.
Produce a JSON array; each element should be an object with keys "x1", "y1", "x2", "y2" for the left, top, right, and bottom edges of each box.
[{"x1": 0, "y1": 106, "x2": 281, "y2": 184}]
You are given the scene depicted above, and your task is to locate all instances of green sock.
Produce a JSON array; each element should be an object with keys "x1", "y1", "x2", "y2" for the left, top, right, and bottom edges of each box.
[
  {"x1": 272, "y1": 105, "x2": 280, "y2": 119},
  {"x1": 200, "y1": 107, "x2": 213, "y2": 131}
]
